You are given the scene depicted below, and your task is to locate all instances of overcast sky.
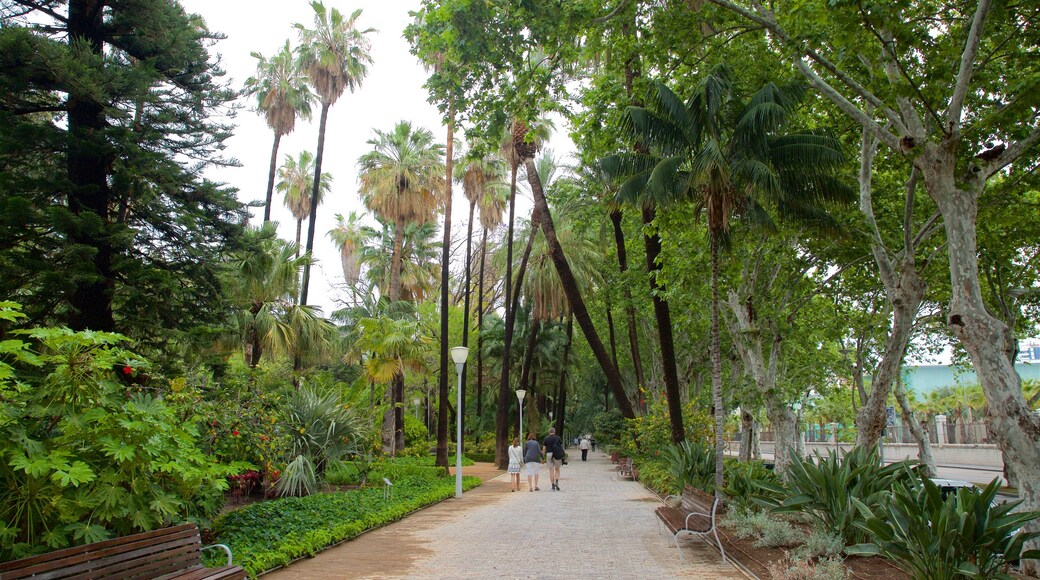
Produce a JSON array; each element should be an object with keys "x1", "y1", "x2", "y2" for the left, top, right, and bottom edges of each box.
[{"x1": 178, "y1": 0, "x2": 559, "y2": 315}]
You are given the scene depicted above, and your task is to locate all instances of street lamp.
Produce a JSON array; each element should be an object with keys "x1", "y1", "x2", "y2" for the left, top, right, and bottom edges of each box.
[
  {"x1": 515, "y1": 389, "x2": 527, "y2": 441},
  {"x1": 450, "y1": 346, "x2": 469, "y2": 498}
]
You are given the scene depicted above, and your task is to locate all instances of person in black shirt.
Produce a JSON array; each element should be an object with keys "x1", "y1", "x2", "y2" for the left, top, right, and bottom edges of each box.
[{"x1": 542, "y1": 427, "x2": 564, "y2": 491}]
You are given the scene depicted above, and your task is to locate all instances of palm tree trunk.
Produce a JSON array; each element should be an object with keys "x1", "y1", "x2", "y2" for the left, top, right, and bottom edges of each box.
[
  {"x1": 606, "y1": 305, "x2": 621, "y2": 389},
  {"x1": 495, "y1": 165, "x2": 520, "y2": 469},
  {"x1": 300, "y1": 102, "x2": 329, "y2": 306},
  {"x1": 477, "y1": 227, "x2": 488, "y2": 417},
  {"x1": 460, "y1": 198, "x2": 476, "y2": 430},
  {"x1": 710, "y1": 233, "x2": 725, "y2": 497},
  {"x1": 525, "y1": 158, "x2": 635, "y2": 418},
  {"x1": 509, "y1": 217, "x2": 540, "y2": 319},
  {"x1": 436, "y1": 112, "x2": 455, "y2": 470},
  {"x1": 610, "y1": 209, "x2": 645, "y2": 390},
  {"x1": 264, "y1": 133, "x2": 281, "y2": 223},
  {"x1": 390, "y1": 217, "x2": 406, "y2": 303},
  {"x1": 294, "y1": 219, "x2": 303, "y2": 259},
  {"x1": 643, "y1": 207, "x2": 685, "y2": 443},
  {"x1": 555, "y1": 314, "x2": 573, "y2": 436}
]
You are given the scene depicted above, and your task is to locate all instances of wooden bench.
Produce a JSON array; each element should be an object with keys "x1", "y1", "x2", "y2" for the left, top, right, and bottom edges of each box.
[
  {"x1": 654, "y1": 486, "x2": 726, "y2": 562},
  {"x1": 0, "y1": 523, "x2": 245, "y2": 579},
  {"x1": 617, "y1": 457, "x2": 634, "y2": 479}
]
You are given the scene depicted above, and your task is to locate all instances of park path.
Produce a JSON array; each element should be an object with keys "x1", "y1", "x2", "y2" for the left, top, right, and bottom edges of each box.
[{"x1": 264, "y1": 450, "x2": 746, "y2": 579}]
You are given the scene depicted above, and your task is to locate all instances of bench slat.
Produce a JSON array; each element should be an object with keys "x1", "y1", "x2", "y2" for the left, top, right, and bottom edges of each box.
[
  {"x1": 0, "y1": 524, "x2": 244, "y2": 580},
  {"x1": 0, "y1": 524, "x2": 199, "y2": 576}
]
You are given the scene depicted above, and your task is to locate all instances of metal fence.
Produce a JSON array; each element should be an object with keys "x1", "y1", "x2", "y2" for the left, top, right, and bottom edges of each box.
[{"x1": 741, "y1": 421, "x2": 994, "y2": 446}]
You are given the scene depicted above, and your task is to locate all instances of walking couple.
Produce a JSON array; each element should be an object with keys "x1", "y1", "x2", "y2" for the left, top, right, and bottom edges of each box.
[{"x1": 507, "y1": 428, "x2": 564, "y2": 492}]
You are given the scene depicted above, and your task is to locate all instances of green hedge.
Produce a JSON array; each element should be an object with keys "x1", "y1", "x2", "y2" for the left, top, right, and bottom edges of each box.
[{"x1": 210, "y1": 475, "x2": 481, "y2": 576}]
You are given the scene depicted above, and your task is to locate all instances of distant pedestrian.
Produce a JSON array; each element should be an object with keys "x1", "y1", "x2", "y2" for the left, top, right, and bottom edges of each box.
[
  {"x1": 507, "y1": 437, "x2": 523, "y2": 492},
  {"x1": 524, "y1": 432, "x2": 542, "y2": 491},
  {"x1": 590, "y1": 437, "x2": 596, "y2": 452},
  {"x1": 580, "y1": 436, "x2": 590, "y2": 461},
  {"x1": 543, "y1": 427, "x2": 564, "y2": 491}
]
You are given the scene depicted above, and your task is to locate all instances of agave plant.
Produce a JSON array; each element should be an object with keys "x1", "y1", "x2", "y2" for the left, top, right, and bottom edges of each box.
[
  {"x1": 664, "y1": 440, "x2": 716, "y2": 493},
  {"x1": 847, "y1": 477, "x2": 1040, "y2": 579},
  {"x1": 754, "y1": 445, "x2": 918, "y2": 544},
  {"x1": 722, "y1": 459, "x2": 780, "y2": 513},
  {"x1": 275, "y1": 385, "x2": 361, "y2": 497}
]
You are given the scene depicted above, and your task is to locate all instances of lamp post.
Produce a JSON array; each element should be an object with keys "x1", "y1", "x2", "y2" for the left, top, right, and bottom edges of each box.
[
  {"x1": 450, "y1": 346, "x2": 469, "y2": 498},
  {"x1": 516, "y1": 389, "x2": 527, "y2": 441}
]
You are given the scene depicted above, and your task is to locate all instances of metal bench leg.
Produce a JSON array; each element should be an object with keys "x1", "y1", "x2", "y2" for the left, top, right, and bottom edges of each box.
[{"x1": 713, "y1": 527, "x2": 726, "y2": 563}]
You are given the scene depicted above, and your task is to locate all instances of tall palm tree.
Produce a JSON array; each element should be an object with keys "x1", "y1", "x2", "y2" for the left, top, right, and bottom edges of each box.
[
  {"x1": 245, "y1": 40, "x2": 314, "y2": 224},
  {"x1": 475, "y1": 171, "x2": 508, "y2": 419},
  {"x1": 278, "y1": 150, "x2": 331, "y2": 257},
  {"x1": 295, "y1": 2, "x2": 373, "y2": 305},
  {"x1": 457, "y1": 150, "x2": 506, "y2": 422},
  {"x1": 358, "y1": 120, "x2": 445, "y2": 453},
  {"x1": 614, "y1": 66, "x2": 849, "y2": 494},
  {"x1": 353, "y1": 219, "x2": 441, "y2": 304}
]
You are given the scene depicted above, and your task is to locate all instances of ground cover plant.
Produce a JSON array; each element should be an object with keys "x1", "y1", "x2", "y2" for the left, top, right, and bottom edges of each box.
[{"x1": 209, "y1": 473, "x2": 480, "y2": 576}]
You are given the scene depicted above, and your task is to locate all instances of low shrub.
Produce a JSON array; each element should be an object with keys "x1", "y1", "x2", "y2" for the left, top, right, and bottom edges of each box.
[
  {"x1": 795, "y1": 530, "x2": 845, "y2": 561},
  {"x1": 210, "y1": 475, "x2": 481, "y2": 576},
  {"x1": 766, "y1": 556, "x2": 848, "y2": 580},
  {"x1": 756, "y1": 445, "x2": 917, "y2": 545},
  {"x1": 723, "y1": 509, "x2": 801, "y2": 547},
  {"x1": 633, "y1": 456, "x2": 674, "y2": 495},
  {"x1": 847, "y1": 476, "x2": 1040, "y2": 579},
  {"x1": 722, "y1": 459, "x2": 779, "y2": 513}
]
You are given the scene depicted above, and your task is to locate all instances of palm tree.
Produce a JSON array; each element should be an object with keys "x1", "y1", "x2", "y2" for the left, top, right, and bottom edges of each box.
[
  {"x1": 358, "y1": 120, "x2": 445, "y2": 453},
  {"x1": 357, "y1": 121, "x2": 445, "y2": 302},
  {"x1": 328, "y1": 211, "x2": 366, "y2": 288},
  {"x1": 278, "y1": 150, "x2": 331, "y2": 257},
  {"x1": 614, "y1": 66, "x2": 849, "y2": 493},
  {"x1": 475, "y1": 169, "x2": 508, "y2": 419},
  {"x1": 229, "y1": 224, "x2": 334, "y2": 369},
  {"x1": 244, "y1": 40, "x2": 314, "y2": 224},
  {"x1": 456, "y1": 150, "x2": 506, "y2": 425},
  {"x1": 354, "y1": 219, "x2": 441, "y2": 304},
  {"x1": 295, "y1": 2, "x2": 374, "y2": 305}
]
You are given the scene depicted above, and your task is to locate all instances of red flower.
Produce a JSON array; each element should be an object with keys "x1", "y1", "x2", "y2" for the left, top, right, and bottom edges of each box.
[
  {"x1": 122, "y1": 366, "x2": 133, "y2": 375},
  {"x1": 232, "y1": 430, "x2": 240, "y2": 436},
  {"x1": 211, "y1": 420, "x2": 218, "y2": 427}
]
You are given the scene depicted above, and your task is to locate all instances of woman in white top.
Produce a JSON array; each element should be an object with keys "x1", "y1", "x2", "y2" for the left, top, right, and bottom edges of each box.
[{"x1": 507, "y1": 437, "x2": 523, "y2": 492}]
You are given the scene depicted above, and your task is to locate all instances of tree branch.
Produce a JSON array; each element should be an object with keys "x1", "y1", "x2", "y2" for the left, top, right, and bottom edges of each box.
[
  {"x1": 947, "y1": 0, "x2": 991, "y2": 133},
  {"x1": 982, "y1": 124, "x2": 1040, "y2": 180}
]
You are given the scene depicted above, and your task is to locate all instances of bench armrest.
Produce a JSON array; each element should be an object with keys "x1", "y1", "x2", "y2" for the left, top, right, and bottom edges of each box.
[{"x1": 201, "y1": 543, "x2": 234, "y2": 567}]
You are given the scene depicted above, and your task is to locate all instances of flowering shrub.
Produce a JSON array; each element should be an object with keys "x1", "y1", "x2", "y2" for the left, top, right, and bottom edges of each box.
[{"x1": 618, "y1": 397, "x2": 714, "y2": 459}]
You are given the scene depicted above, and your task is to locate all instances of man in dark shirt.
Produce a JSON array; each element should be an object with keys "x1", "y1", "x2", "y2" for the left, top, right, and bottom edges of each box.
[{"x1": 542, "y1": 427, "x2": 564, "y2": 491}]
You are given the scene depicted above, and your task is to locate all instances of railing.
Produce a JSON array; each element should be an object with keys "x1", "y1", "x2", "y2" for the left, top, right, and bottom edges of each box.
[{"x1": 734, "y1": 421, "x2": 995, "y2": 446}]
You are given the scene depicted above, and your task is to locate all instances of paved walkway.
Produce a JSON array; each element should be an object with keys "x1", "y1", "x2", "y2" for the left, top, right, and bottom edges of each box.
[{"x1": 265, "y1": 451, "x2": 745, "y2": 579}]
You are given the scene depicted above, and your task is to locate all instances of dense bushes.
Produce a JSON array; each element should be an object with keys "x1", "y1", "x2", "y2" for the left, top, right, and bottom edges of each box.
[
  {"x1": 210, "y1": 472, "x2": 481, "y2": 576},
  {"x1": 0, "y1": 306, "x2": 237, "y2": 561}
]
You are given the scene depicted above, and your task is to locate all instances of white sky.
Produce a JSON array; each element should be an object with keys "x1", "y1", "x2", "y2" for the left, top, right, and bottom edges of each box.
[{"x1": 178, "y1": 0, "x2": 564, "y2": 315}]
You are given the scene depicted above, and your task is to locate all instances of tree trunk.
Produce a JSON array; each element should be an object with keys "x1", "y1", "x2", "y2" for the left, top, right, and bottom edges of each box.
[
  {"x1": 642, "y1": 207, "x2": 685, "y2": 442},
  {"x1": 740, "y1": 408, "x2": 754, "y2": 462},
  {"x1": 710, "y1": 233, "x2": 725, "y2": 496},
  {"x1": 606, "y1": 305, "x2": 621, "y2": 382},
  {"x1": 893, "y1": 372, "x2": 936, "y2": 477},
  {"x1": 67, "y1": 0, "x2": 114, "y2": 333},
  {"x1": 436, "y1": 113, "x2": 455, "y2": 469},
  {"x1": 855, "y1": 258, "x2": 926, "y2": 448},
  {"x1": 924, "y1": 154, "x2": 1040, "y2": 574},
  {"x1": 556, "y1": 314, "x2": 573, "y2": 437},
  {"x1": 525, "y1": 158, "x2": 635, "y2": 418},
  {"x1": 610, "y1": 209, "x2": 645, "y2": 390},
  {"x1": 477, "y1": 227, "x2": 487, "y2": 417},
  {"x1": 495, "y1": 164, "x2": 520, "y2": 469},
  {"x1": 300, "y1": 101, "x2": 329, "y2": 306},
  {"x1": 263, "y1": 133, "x2": 281, "y2": 223},
  {"x1": 294, "y1": 219, "x2": 303, "y2": 259},
  {"x1": 461, "y1": 197, "x2": 476, "y2": 433}
]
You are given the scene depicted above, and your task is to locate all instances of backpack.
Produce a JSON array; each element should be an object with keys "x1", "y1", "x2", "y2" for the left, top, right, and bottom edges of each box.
[{"x1": 552, "y1": 439, "x2": 565, "y2": 459}]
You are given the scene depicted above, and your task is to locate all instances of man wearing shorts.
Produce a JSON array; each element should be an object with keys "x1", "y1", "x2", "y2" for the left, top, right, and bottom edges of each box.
[{"x1": 542, "y1": 427, "x2": 564, "y2": 491}]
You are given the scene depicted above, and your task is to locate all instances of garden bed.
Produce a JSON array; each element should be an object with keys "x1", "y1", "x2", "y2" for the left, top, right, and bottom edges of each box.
[{"x1": 715, "y1": 523, "x2": 909, "y2": 579}]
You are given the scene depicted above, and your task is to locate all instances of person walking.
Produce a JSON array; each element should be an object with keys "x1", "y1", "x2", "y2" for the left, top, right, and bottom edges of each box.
[
  {"x1": 542, "y1": 427, "x2": 564, "y2": 491},
  {"x1": 579, "y1": 435, "x2": 590, "y2": 462},
  {"x1": 523, "y1": 432, "x2": 542, "y2": 491},
  {"x1": 507, "y1": 437, "x2": 524, "y2": 492}
]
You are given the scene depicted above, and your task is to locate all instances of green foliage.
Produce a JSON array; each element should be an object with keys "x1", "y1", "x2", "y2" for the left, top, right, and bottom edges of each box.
[
  {"x1": 846, "y1": 477, "x2": 1040, "y2": 580},
  {"x1": 210, "y1": 475, "x2": 481, "y2": 576},
  {"x1": 766, "y1": 556, "x2": 848, "y2": 580},
  {"x1": 722, "y1": 459, "x2": 781, "y2": 513},
  {"x1": 795, "y1": 530, "x2": 846, "y2": 561},
  {"x1": 664, "y1": 440, "x2": 715, "y2": 493},
  {"x1": 756, "y1": 446, "x2": 917, "y2": 545},
  {"x1": 275, "y1": 384, "x2": 361, "y2": 497},
  {"x1": 722, "y1": 509, "x2": 802, "y2": 548},
  {"x1": 592, "y1": 408, "x2": 626, "y2": 446},
  {"x1": 619, "y1": 398, "x2": 713, "y2": 459},
  {"x1": 0, "y1": 322, "x2": 236, "y2": 561},
  {"x1": 632, "y1": 456, "x2": 674, "y2": 496}
]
